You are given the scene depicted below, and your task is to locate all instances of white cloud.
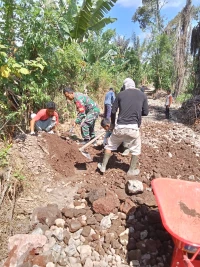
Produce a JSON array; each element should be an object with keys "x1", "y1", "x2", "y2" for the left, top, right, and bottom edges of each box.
[
  {"x1": 117, "y1": 0, "x2": 189, "y2": 9},
  {"x1": 117, "y1": 0, "x2": 142, "y2": 8}
]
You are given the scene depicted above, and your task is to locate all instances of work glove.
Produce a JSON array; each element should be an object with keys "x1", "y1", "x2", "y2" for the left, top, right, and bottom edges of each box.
[{"x1": 30, "y1": 131, "x2": 36, "y2": 136}]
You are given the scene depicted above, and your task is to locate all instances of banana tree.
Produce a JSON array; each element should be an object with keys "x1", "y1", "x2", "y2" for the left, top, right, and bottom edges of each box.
[{"x1": 68, "y1": 0, "x2": 117, "y2": 41}]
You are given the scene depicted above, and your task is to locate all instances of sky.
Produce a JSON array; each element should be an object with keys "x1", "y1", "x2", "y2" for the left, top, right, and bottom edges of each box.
[{"x1": 106, "y1": 0, "x2": 199, "y2": 39}]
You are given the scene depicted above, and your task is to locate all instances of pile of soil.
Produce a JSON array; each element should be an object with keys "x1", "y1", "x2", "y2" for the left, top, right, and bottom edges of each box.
[
  {"x1": 181, "y1": 95, "x2": 200, "y2": 124},
  {"x1": 42, "y1": 133, "x2": 87, "y2": 177}
]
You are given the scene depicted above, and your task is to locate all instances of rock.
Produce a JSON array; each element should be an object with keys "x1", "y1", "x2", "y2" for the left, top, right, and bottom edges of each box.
[
  {"x1": 127, "y1": 238, "x2": 137, "y2": 251},
  {"x1": 65, "y1": 243, "x2": 77, "y2": 257},
  {"x1": 127, "y1": 180, "x2": 143, "y2": 194},
  {"x1": 31, "y1": 204, "x2": 62, "y2": 227},
  {"x1": 105, "y1": 233, "x2": 115, "y2": 244},
  {"x1": 188, "y1": 175, "x2": 195, "y2": 180},
  {"x1": 145, "y1": 239, "x2": 157, "y2": 253},
  {"x1": 131, "y1": 260, "x2": 140, "y2": 266},
  {"x1": 68, "y1": 257, "x2": 77, "y2": 265},
  {"x1": 43, "y1": 237, "x2": 56, "y2": 252},
  {"x1": 94, "y1": 213, "x2": 103, "y2": 222},
  {"x1": 111, "y1": 239, "x2": 121, "y2": 249},
  {"x1": 81, "y1": 226, "x2": 91, "y2": 237},
  {"x1": 55, "y1": 219, "x2": 65, "y2": 228},
  {"x1": 73, "y1": 209, "x2": 87, "y2": 217},
  {"x1": 71, "y1": 264, "x2": 82, "y2": 267},
  {"x1": 139, "y1": 190, "x2": 157, "y2": 207},
  {"x1": 61, "y1": 207, "x2": 74, "y2": 218},
  {"x1": 120, "y1": 199, "x2": 136, "y2": 214},
  {"x1": 140, "y1": 230, "x2": 148, "y2": 240},
  {"x1": 156, "y1": 230, "x2": 171, "y2": 241},
  {"x1": 88, "y1": 188, "x2": 106, "y2": 203},
  {"x1": 147, "y1": 210, "x2": 161, "y2": 223},
  {"x1": 93, "y1": 191, "x2": 120, "y2": 215},
  {"x1": 74, "y1": 200, "x2": 81, "y2": 206},
  {"x1": 100, "y1": 216, "x2": 111, "y2": 230},
  {"x1": 87, "y1": 216, "x2": 97, "y2": 225},
  {"x1": 119, "y1": 229, "x2": 129, "y2": 246},
  {"x1": 52, "y1": 227, "x2": 63, "y2": 241},
  {"x1": 31, "y1": 228, "x2": 44, "y2": 235},
  {"x1": 51, "y1": 244, "x2": 62, "y2": 262},
  {"x1": 92, "y1": 251, "x2": 100, "y2": 261},
  {"x1": 77, "y1": 245, "x2": 92, "y2": 262},
  {"x1": 168, "y1": 152, "x2": 172, "y2": 158},
  {"x1": 31, "y1": 255, "x2": 52, "y2": 266},
  {"x1": 95, "y1": 244, "x2": 105, "y2": 256},
  {"x1": 46, "y1": 263, "x2": 55, "y2": 267},
  {"x1": 69, "y1": 220, "x2": 82, "y2": 233},
  {"x1": 73, "y1": 228, "x2": 83, "y2": 240},
  {"x1": 58, "y1": 249, "x2": 69, "y2": 266},
  {"x1": 128, "y1": 249, "x2": 141, "y2": 261},
  {"x1": 84, "y1": 258, "x2": 93, "y2": 267},
  {"x1": 63, "y1": 230, "x2": 70, "y2": 245},
  {"x1": 114, "y1": 188, "x2": 127, "y2": 201},
  {"x1": 4, "y1": 234, "x2": 47, "y2": 267},
  {"x1": 35, "y1": 223, "x2": 49, "y2": 233}
]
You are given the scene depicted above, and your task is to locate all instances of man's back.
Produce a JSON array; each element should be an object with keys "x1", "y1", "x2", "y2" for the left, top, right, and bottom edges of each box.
[
  {"x1": 112, "y1": 89, "x2": 148, "y2": 127},
  {"x1": 104, "y1": 90, "x2": 115, "y2": 105}
]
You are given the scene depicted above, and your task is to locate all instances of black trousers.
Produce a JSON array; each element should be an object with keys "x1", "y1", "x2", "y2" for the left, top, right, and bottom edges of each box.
[{"x1": 165, "y1": 106, "x2": 170, "y2": 119}]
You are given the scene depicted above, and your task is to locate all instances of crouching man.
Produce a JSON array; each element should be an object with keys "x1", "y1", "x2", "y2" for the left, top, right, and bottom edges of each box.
[
  {"x1": 30, "y1": 101, "x2": 59, "y2": 135},
  {"x1": 98, "y1": 78, "x2": 149, "y2": 176}
]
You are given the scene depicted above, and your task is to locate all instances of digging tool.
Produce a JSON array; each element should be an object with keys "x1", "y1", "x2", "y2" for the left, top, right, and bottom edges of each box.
[
  {"x1": 69, "y1": 126, "x2": 75, "y2": 135},
  {"x1": 79, "y1": 131, "x2": 105, "y2": 160}
]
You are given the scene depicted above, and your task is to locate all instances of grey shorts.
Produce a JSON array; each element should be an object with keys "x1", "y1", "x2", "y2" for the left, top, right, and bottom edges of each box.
[{"x1": 105, "y1": 128, "x2": 141, "y2": 155}]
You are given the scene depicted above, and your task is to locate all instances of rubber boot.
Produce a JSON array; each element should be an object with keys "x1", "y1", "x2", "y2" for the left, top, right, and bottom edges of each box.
[
  {"x1": 127, "y1": 155, "x2": 140, "y2": 176},
  {"x1": 122, "y1": 148, "x2": 130, "y2": 156},
  {"x1": 97, "y1": 153, "x2": 111, "y2": 173}
]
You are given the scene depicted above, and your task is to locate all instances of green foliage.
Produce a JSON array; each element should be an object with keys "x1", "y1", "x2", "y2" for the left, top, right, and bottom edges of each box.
[
  {"x1": 13, "y1": 170, "x2": 26, "y2": 181},
  {"x1": 145, "y1": 33, "x2": 174, "y2": 89},
  {"x1": 69, "y1": 0, "x2": 117, "y2": 40},
  {"x1": 132, "y1": 0, "x2": 164, "y2": 31},
  {"x1": 0, "y1": 144, "x2": 12, "y2": 167},
  {"x1": 176, "y1": 93, "x2": 193, "y2": 103}
]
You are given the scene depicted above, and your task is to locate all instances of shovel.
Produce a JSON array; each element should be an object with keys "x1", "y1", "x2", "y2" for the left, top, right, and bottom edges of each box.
[
  {"x1": 69, "y1": 126, "x2": 75, "y2": 135},
  {"x1": 79, "y1": 131, "x2": 105, "y2": 160}
]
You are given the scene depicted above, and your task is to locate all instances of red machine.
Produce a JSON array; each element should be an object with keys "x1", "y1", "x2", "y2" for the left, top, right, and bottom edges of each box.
[{"x1": 152, "y1": 178, "x2": 200, "y2": 267}]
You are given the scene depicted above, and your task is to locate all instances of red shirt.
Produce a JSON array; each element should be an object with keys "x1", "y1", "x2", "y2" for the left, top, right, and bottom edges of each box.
[{"x1": 34, "y1": 109, "x2": 59, "y2": 124}]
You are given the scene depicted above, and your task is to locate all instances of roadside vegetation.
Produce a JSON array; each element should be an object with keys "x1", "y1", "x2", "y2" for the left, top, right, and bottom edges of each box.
[{"x1": 0, "y1": 0, "x2": 200, "y2": 139}]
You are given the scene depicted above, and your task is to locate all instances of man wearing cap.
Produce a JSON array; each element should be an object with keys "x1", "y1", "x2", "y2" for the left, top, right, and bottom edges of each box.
[
  {"x1": 63, "y1": 88, "x2": 100, "y2": 145},
  {"x1": 30, "y1": 101, "x2": 59, "y2": 135},
  {"x1": 104, "y1": 88, "x2": 115, "y2": 119},
  {"x1": 98, "y1": 78, "x2": 149, "y2": 176}
]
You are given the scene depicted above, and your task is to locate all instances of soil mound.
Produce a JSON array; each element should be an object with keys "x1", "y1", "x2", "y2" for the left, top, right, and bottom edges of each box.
[
  {"x1": 42, "y1": 133, "x2": 87, "y2": 177},
  {"x1": 180, "y1": 95, "x2": 200, "y2": 130}
]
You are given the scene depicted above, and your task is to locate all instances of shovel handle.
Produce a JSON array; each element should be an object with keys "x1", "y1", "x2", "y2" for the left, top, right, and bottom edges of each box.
[{"x1": 79, "y1": 131, "x2": 105, "y2": 151}]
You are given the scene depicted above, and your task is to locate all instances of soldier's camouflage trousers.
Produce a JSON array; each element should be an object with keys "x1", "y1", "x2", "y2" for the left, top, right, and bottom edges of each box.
[{"x1": 81, "y1": 110, "x2": 99, "y2": 140}]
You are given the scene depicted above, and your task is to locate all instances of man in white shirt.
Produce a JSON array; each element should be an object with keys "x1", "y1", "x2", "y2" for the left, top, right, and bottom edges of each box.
[{"x1": 165, "y1": 90, "x2": 173, "y2": 119}]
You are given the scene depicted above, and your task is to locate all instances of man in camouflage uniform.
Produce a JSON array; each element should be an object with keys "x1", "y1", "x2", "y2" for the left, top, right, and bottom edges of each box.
[{"x1": 63, "y1": 88, "x2": 100, "y2": 144}]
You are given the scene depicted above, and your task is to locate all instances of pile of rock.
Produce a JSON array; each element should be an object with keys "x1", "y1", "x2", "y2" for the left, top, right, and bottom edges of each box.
[{"x1": 4, "y1": 183, "x2": 173, "y2": 267}]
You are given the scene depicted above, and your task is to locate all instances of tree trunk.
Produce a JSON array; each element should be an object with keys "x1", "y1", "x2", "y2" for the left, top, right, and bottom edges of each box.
[{"x1": 173, "y1": 0, "x2": 192, "y2": 98}]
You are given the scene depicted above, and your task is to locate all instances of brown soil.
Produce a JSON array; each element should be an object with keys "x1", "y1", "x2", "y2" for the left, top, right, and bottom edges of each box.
[
  {"x1": 0, "y1": 97, "x2": 200, "y2": 264},
  {"x1": 42, "y1": 133, "x2": 87, "y2": 177}
]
